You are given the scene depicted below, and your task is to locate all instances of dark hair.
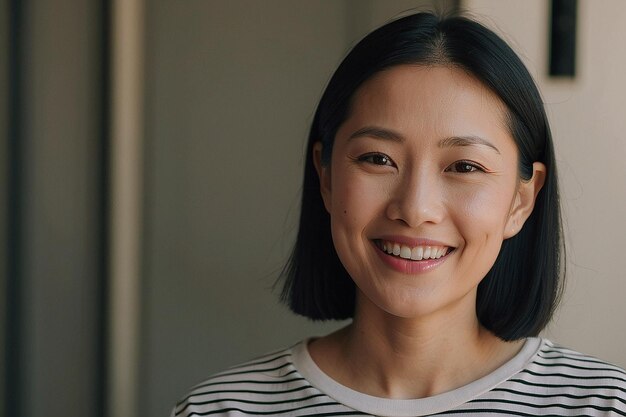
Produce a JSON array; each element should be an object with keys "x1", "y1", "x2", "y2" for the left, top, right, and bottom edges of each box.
[{"x1": 280, "y1": 11, "x2": 564, "y2": 341}]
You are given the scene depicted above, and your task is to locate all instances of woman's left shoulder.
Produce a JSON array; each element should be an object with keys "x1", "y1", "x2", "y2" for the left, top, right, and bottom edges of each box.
[
  {"x1": 520, "y1": 339, "x2": 626, "y2": 399},
  {"x1": 480, "y1": 338, "x2": 626, "y2": 415},
  {"x1": 532, "y1": 339, "x2": 626, "y2": 376}
]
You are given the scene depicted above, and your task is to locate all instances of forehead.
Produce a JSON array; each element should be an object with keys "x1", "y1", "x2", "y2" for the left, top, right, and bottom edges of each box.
[{"x1": 344, "y1": 65, "x2": 513, "y2": 149}]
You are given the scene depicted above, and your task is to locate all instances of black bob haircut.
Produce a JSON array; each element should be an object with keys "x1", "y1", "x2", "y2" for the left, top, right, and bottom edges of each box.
[{"x1": 280, "y1": 11, "x2": 564, "y2": 341}]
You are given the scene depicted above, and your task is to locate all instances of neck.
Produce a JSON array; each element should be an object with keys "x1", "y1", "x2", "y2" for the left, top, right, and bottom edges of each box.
[{"x1": 309, "y1": 293, "x2": 523, "y2": 399}]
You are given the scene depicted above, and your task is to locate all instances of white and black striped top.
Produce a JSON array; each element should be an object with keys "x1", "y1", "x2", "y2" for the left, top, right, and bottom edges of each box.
[{"x1": 172, "y1": 338, "x2": 626, "y2": 416}]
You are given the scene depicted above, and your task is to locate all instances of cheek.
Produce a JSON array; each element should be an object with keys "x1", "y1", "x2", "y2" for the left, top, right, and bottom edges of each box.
[
  {"x1": 453, "y1": 185, "x2": 515, "y2": 266},
  {"x1": 450, "y1": 192, "x2": 509, "y2": 285},
  {"x1": 457, "y1": 181, "x2": 514, "y2": 226},
  {"x1": 331, "y1": 172, "x2": 386, "y2": 227},
  {"x1": 328, "y1": 171, "x2": 392, "y2": 269}
]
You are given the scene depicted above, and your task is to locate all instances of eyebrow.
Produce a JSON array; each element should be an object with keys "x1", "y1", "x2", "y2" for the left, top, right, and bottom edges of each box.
[
  {"x1": 348, "y1": 126, "x2": 403, "y2": 142},
  {"x1": 349, "y1": 126, "x2": 500, "y2": 154},
  {"x1": 439, "y1": 135, "x2": 501, "y2": 154}
]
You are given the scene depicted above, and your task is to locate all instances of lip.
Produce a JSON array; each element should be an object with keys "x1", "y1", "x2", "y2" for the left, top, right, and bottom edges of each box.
[{"x1": 371, "y1": 236, "x2": 455, "y2": 275}]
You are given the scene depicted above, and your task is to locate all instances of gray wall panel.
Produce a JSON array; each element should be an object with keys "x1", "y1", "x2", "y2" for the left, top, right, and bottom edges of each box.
[{"x1": 17, "y1": 0, "x2": 103, "y2": 415}]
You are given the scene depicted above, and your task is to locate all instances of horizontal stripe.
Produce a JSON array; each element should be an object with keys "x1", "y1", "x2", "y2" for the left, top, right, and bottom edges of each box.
[
  {"x1": 508, "y1": 377, "x2": 626, "y2": 394},
  {"x1": 537, "y1": 352, "x2": 612, "y2": 365},
  {"x1": 521, "y1": 369, "x2": 626, "y2": 382},
  {"x1": 491, "y1": 387, "x2": 626, "y2": 406},
  {"x1": 176, "y1": 384, "x2": 316, "y2": 410},
  {"x1": 180, "y1": 401, "x2": 348, "y2": 416},
  {"x1": 181, "y1": 392, "x2": 328, "y2": 407},
  {"x1": 291, "y1": 413, "x2": 370, "y2": 417},
  {"x1": 468, "y1": 397, "x2": 626, "y2": 415},
  {"x1": 437, "y1": 408, "x2": 545, "y2": 416},
  {"x1": 191, "y1": 377, "x2": 307, "y2": 387},
  {"x1": 532, "y1": 359, "x2": 625, "y2": 373}
]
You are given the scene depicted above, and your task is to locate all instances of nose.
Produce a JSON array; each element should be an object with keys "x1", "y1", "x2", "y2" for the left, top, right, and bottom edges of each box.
[{"x1": 385, "y1": 167, "x2": 445, "y2": 227}]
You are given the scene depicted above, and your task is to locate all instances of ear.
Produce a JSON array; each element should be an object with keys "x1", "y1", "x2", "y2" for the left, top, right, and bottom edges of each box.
[
  {"x1": 504, "y1": 162, "x2": 546, "y2": 239},
  {"x1": 313, "y1": 142, "x2": 332, "y2": 213}
]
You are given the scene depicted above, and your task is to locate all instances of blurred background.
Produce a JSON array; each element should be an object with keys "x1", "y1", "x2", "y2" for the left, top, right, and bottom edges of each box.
[{"x1": 2, "y1": 0, "x2": 625, "y2": 416}]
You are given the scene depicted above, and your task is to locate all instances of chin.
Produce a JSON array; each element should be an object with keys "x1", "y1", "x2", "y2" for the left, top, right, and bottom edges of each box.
[
  {"x1": 365, "y1": 292, "x2": 444, "y2": 320},
  {"x1": 359, "y1": 284, "x2": 477, "y2": 322}
]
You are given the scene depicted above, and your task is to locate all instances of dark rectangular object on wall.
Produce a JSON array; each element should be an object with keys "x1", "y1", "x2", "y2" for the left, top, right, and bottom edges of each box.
[{"x1": 549, "y1": 0, "x2": 578, "y2": 77}]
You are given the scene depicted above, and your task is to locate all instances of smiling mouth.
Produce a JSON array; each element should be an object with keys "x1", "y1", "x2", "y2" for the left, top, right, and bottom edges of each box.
[{"x1": 374, "y1": 239, "x2": 455, "y2": 261}]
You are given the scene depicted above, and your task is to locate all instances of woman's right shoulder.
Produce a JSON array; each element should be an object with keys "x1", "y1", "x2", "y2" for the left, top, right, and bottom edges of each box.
[{"x1": 171, "y1": 343, "x2": 308, "y2": 417}]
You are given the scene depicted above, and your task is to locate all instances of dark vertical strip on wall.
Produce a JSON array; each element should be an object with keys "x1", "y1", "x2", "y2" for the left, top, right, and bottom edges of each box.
[
  {"x1": 0, "y1": 0, "x2": 7, "y2": 412},
  {"x1": 6, "y1": 1, "x2": 107, "y2": 415},
  {"x1": 98, "y1": 1, "x2": 111, "y2": 417},
  {"x1": 6, "y1": 0, "x2": 22, "y2": 415},
  {"x1": 549, "y1": 0, "x2": 577, "y2": 77}
]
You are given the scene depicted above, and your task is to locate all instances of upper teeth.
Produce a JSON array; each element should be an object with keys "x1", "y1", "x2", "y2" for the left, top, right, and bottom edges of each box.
[{"x1": 380, "y1": 240, "x2": 449, "y2": 260}]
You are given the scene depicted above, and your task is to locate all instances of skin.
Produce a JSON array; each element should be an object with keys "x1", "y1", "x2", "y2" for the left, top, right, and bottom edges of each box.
[{"x1": 310, "y1": 65, "x2": 546, "y2": 399}]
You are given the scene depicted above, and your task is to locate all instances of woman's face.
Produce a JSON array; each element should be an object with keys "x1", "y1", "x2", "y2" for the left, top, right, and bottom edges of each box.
[{"x1": 315, "y1": 65, "x2": 543, "y2": 321}]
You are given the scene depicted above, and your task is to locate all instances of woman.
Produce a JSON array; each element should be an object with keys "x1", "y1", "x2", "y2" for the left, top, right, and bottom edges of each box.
[{"x1": 173, "y1": 11, "x2": 626, "y2": 416}]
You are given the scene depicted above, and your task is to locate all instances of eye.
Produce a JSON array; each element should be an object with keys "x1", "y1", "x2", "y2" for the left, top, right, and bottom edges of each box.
[
  {"x1": 446, "y1": 160, "x2": 484, "y2": 173},
  {"x1": 358, "y1": 153, "x2": 395, "y2": 167}
]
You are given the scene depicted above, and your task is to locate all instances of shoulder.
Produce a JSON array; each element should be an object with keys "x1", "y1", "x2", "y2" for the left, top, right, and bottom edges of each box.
[
  {"x1": 489, "y1": 339, "x2": 626, "y2": 415},
  {"x1": 171, "y1": 342, "x2": 339, "y2": 417},
  {"x1": 171, "y1": 346, "x2": 296, "y2": 417},
  {"x1": 529, "y1": 339, "x2": 626, "y2": 381}
]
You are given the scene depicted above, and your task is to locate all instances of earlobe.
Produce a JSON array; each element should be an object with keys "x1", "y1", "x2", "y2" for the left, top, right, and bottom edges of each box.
[
  {"x1": 504, "y1": 162, "x2": 546, "y2": 239},
  {"x1": 313, "y1": 142, "x2": 332, "y2": 212}
]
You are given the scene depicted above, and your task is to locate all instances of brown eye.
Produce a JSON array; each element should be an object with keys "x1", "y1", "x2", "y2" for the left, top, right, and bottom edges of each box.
[
  {"x1": 447, "y1": 161, "x2": 483, "y2": 173},
  {"x1": 358, "y1": 153, "x2": 394, "y2": 166}
]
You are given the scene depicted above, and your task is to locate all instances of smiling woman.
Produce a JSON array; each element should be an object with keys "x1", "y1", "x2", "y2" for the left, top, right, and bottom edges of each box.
[
  {"x1": 172, "y1": 11, "x2": 626, "y2": 417},
  {"x1": 313, "y1": 65, "x2": 543, "y2": 327}
]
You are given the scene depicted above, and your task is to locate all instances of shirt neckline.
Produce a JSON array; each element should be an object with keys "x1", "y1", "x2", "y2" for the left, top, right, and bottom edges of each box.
[{"x1": 291, "y1": 336, "x2": 543, "y2": 417}]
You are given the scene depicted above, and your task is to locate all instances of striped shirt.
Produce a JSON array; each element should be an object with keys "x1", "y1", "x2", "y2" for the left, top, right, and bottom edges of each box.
[{"x1": 172, "y1": 338, "x2": 626, "y2": 416}]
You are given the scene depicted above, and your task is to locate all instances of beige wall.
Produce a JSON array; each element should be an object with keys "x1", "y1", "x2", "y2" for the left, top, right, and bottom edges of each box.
[{"x1": 466, "y1": 0, "x2": 626, "y2": 366}]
